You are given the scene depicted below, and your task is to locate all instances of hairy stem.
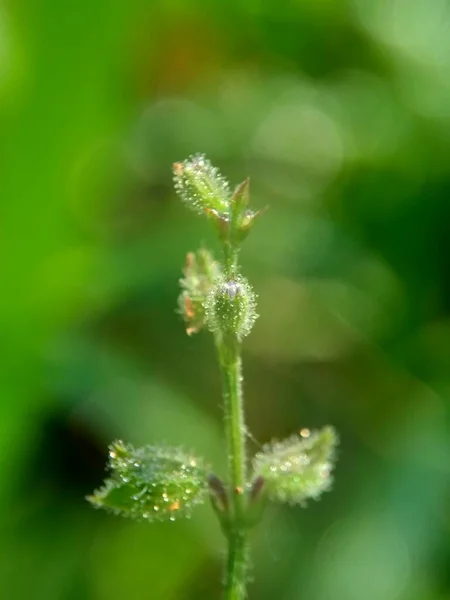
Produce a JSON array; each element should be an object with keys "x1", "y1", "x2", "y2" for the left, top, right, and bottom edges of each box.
[
  {"x1": 225, "y1": 529, "x2": 248, "y2": 600},
  {"x1": 223, "y1": 242, "x2": 239, "y2": 276},
  {"x1": 216, "y1": 333, "x2": 249, "y2": 599}
]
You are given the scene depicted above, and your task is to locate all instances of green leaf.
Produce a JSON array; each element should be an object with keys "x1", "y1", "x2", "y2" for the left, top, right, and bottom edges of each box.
[
  {"x1": 87, "y1": 441, "x2": 209, "y2": 522},
  {"x1": 251, "y1": 426, "x2": 338, "y2": 506}
]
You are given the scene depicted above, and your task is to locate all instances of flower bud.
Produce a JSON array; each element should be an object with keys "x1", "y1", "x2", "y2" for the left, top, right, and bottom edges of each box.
[
  {"x1": 178, "y1": 249, "x2": 222, "y2": 335},
  {"x1": 204, "y1": 276, "x2": 258, "y2": 340},
  {"x1": 173, "y1": 154, "x2": 230, "y2": 215},
  {"x1": 251, "y1": 426, "x2": 338, "y2": 506},
  {"x1": 87, "y1": 441, "x2": 208, "y2": 522}
]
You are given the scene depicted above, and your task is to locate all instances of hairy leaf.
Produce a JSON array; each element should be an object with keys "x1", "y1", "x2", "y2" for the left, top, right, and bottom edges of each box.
[
  {"x1": 251, "y1": 427, "x2": 338, "y2": 506},
  {"x1": 87, "y1": 441, "x2": 209, "y2": 522}
]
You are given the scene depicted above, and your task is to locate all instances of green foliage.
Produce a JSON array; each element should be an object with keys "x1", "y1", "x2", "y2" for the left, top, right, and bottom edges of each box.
[
  {"x1": 88, "y1": 440, "x2": 208, "y2": 522},
  {"x1": 251, "y1": 427, "x2": 338, "y2": 505}
]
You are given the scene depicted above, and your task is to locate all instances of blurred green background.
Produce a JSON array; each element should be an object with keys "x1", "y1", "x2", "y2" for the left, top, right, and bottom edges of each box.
[{"x1": 2, "y1": 0, "x2": 450, "y2": 598}]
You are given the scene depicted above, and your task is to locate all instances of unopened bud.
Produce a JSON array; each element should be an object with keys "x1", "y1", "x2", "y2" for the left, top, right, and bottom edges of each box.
[
  {"x1": 173, "y1": 154, "x2": 230, "y2": 215},
  {"x1": 178, "y1": 248, "x2": 222, "y2": 335},
  {"x1": 204, "y1": 276, "x2": 258, "y2": 340}
]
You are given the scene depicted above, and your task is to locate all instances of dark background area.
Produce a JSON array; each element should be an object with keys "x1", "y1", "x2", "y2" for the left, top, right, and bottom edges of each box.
[{"x1": 2, "y1": 1, "x2": 450, "y2": 598}]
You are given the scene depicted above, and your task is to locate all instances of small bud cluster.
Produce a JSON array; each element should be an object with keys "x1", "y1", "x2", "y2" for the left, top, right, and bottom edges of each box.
[
  {"x1": 87, "y1": 440, "x2": 208, "y2": 522},
  {"x1": 178, "y1": 248, "x2": 222, "y2": 335},
  {"x1": 204, "y1": 276, "x2": 258, "y2": 340},
  {"x1": 173, "y1": 155, "x2": 263, "y2": 243},
  {"x1": 251, "y1": 427, "x2": 338, "y2": 506}
]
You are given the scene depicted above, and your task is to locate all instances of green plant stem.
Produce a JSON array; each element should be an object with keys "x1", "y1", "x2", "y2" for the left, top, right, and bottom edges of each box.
[
  {"x1": 216, "y1": 333, "x2": 249, "y2": 600},
  {"x1": 223, "y1": 242, "x2": 239, "y2": 276},
  {"x1": 225, "y1": 530, "x2": 248, "y2": 600}
]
